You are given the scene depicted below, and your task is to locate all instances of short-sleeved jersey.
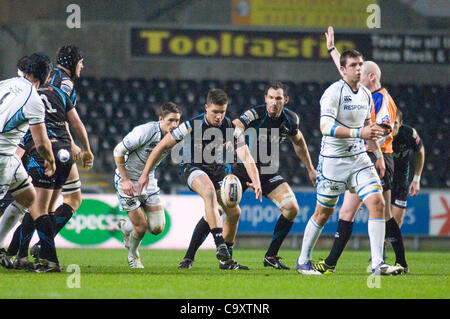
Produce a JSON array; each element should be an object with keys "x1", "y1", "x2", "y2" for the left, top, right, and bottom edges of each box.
[
  {"x1": 371, "y1": 87, "x2": 397, "y2": 154},
  {"x1": 392, "y1": 124, "x2": 423, "y2": 180},
  {"x1": 0, "y1": 77, "x2": 45, "y2": 155},
  {"x1": 237, "y1": 104, "x2": 299, "y2": 167},
  {"x1": 171, "y1": 113, "x2": 239, "y2": 174},
  {"x1": 320, "y1": 80, "x2": 372, "y2": 157},
  {"x1": 22, "y1": 84, "x2": 74, "y2": 152},
  {"x1": 117, "y1": 121, "x2": 169, "y2": 180},
  {"x1": 49, "y1": 67, "x2": 77, "y2": 106}
]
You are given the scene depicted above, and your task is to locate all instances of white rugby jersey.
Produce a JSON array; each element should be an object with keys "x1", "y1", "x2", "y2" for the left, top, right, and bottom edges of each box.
[
  {"x1": 319, "y1": 79, "x2": 373, "y2": 157},
  {"x1": 0, "y1": 77, "x2": 45, "y2": 155},
  {"x1": 116, "y1": 121, "x2": 170, "y2": 180}
]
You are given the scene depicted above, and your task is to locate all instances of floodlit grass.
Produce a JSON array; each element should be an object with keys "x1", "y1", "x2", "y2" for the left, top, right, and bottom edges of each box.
[{"x1": 0, "y1": 249, "x2": 448, "y2": 299}]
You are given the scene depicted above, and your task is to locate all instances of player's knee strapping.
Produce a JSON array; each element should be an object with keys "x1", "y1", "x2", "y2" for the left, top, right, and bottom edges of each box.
[
  {"x1": 316, "y1": 194, "x2": 339, "y2": 208},
  {"x1": 271, "y1": 189, "x2": 297, "y2": 210},
  {"x1": 9, "y1": 176, "x2": 33, "y2": 197},
  {"x1": 62, "y1": 178, "x2": 81, "y2": 195},
  {"x1": 146, "y1": 210, "x2": 165, "y2": 235},
  {"x1": 356, "y1": 181, "x2": 383, "y2": 201}
]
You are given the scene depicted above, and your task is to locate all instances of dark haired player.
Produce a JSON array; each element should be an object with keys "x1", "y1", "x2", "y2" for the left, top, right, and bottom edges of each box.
[
  {"x1": 179, "y1": 81, "x2": 317, "y2": 270},
  {"x1": 137, "y1": 89, "x2": 262, "y2": 269},
  {"x1": 391, "y1": 110, "x2": 425, "y2": 235},
  {"x1": 1, "y1": 72, "x2": 93, "y2": 272},
  {"x1": 0, "y1": 53, "x2": 56, "y2": 270}
]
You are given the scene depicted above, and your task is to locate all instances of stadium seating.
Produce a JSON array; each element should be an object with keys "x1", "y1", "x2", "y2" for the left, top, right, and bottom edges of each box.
[{"x1": 75, "y1": 78, "x2": 449, "y2": 190}]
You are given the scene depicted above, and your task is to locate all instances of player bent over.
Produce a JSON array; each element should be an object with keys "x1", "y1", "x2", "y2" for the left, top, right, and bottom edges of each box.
[
  {"x1": 296, "y1": 50, "x2": 402, "y2": 275},
  {"x1": 114, "y1": 102, "x2": 182, "y2": 268},
  {"x1": 137, "y1": 89, "x2": 262, "y2": 270},
  {"x1": 179, "y1": 81, "x2": 316, "y2": 270}
]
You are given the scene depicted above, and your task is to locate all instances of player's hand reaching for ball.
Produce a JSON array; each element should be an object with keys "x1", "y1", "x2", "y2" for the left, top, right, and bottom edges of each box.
[{"x1": 246, "y1": 181, "x2": 262, "y2": 202}]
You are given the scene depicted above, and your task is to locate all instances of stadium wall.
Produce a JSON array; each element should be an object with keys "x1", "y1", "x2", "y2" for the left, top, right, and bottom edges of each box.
[{"x1": 0, "y1": 21, "x2": 449, "y2": 85}]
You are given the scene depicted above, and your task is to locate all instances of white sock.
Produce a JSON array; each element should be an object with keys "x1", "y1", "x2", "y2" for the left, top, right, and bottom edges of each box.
[
  {"x1": 298, "y1": 217, "x2": 323, "y2": 265},
  {"x1": 0, "y1": 202, "x2": 26, "y2": 247},
  {"x1": 368, "y1": 218, "x2": 386, "y2": 269},
  {"x1": 128, "y1": 233, "x2": 142, "y2": 258},
  {"x1": 123, "y1": 219, "x2": 133, "y2": 234}
]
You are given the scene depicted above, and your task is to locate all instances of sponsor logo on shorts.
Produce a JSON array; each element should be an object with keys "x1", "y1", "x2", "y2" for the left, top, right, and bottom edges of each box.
[{"x1": 395, "y1": 199, "x2": 407, "y2": 207}]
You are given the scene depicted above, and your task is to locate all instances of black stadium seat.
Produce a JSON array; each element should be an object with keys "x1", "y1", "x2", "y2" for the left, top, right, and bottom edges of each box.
[{"x1": 75, "y1": 78, "x2": 444, "y2": 189}]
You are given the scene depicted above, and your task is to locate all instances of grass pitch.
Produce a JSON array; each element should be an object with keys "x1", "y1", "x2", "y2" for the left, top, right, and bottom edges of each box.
[{"x1": 0, "y1": 249, "x2": 448, "y2": 299}]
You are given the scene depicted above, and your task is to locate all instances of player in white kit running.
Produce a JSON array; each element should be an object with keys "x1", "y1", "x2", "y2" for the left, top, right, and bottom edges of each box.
[
  {"x1": 113, "y1": 102, "x2": 181, "y2": 268},
  {"x1": 296, "y1": 50, "x2": 395, "y2": 275}
]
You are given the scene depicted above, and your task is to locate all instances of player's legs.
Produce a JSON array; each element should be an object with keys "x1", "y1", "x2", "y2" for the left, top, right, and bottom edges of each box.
[
  {"x1": 144, "y1": 205, "x2": 165, "y2": 235},
  {"x1": 384, "y1": 189, "x2": 407, "y2": 269},
  {"x1": 362, "y1": 192, "x2": 388, "y2": 271},
  {"x1": 392, "y1": 205, "x2": 406, "y2": 227},
  {"x1": 264, "y1": 182, "x2": 298, "y2": 269},
  {"x1": 0, "y1": 185, "x2": 34, "y2": 250},
  {"x1": 26, "y1": 186, "x2": 60, "y2": 270},
  {"x1": 317, "y1": 191, "x2": 361, "y2": 272},
  {"x1": 0, "y1": 158, "x2": 34, "y2": 251},
  {"x1": 299, "y1": 204, "x2": 334, "y2": 261},
  {"x1": 60, "y1": 163, "x2": 82, "y2": 212}
]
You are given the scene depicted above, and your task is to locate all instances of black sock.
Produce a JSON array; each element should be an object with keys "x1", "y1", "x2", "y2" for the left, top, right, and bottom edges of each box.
[
  {"x1": 386, "y1": 217, "x2": 407, "y2": 267},
  {"x1": 34, "y1": 215, "x2": 58, "y2": 263},
  {"x1": 17, "y1": 212, "x2": 36, "y2": 259},
  {"x1": 6, "y1": 224, "x2": 22, "y2": 257},
  {"x1": 54, "y1": 203, "x2": 74, "y2": 234},
  {"x1": 184, "y1": 217, "x2": 210, "y2": 260},
  {"x1": 325, "y1": 219, "x2": 354, "y2": 267},
  {"x1": 265, "y1": 214, "x2": 293, "y2": 257},
  {"x1": 226, "y1": 242, "x2": 234, "y2": 258},
  {"x1": 210, "y1": 227, "x2": 225, "y2": 247}
]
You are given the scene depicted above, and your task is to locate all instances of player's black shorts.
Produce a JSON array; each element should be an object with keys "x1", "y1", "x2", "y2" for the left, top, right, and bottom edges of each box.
[
  {"x1": 27, "y1": 141, "x2": 74, "y2": 190},
  {"x1": 368, "y1": 152, "x2": 394, "y2": 192},
  {"x1": 231, "y1": 163, "x2": 285, "y2": 197},
  {"x1": 391, "y1": 184, "x2": 408, "y2": 208},
  {"x1": 180, "y1": 163, "x2": 228, "y2": 191}
]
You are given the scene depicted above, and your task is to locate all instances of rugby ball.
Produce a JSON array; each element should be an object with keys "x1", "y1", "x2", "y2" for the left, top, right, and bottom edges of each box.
[
  {"x1": 57, "y1": 149, "x2": 71, "y2": 163},
  {"x1": 220, "y1": 174, "x2": 243, "y2": 208}
]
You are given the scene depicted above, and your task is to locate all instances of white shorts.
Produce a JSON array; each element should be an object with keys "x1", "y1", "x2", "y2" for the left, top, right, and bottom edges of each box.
[
  {"x1": 316, "y1": 153, "x2": 381, "y2": 198},
  {"x1": 0, "y1": 154, "x2": 32, "y2": 199},
  {"x1": 114, "y1": 173, "x2": 161, "y2": 212}
]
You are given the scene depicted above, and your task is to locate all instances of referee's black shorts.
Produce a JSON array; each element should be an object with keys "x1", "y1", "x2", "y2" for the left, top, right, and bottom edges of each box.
[{"x1": 368, "y1": 152, "x2": 394, "y2": 192}]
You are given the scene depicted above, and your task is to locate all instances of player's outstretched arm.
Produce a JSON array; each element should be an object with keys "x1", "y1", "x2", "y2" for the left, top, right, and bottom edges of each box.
[
  {"x1": 232, "y1": 119, "x2": 262, "y2": 201},
  {"x1": 236, "y1": 144, "x2": 262, "y2": 202},
  {"x1": 137, "y1": 133, "x2": 177, "y2": 195},
  {"x1": 29, "y1": 123, "x2": 56, "y2": 176},
  {"x1": 289, "y1": 131, "x2": 316, "y2": 187},
  {"x1": 410, "y1": 144, "x2": 425, "y2": 196},
  {"x1": 325, "y1": 26, "x2": 343, "y2": 77},
  {"x1": 66, "y1": 108, "x2": 94, "y2": 169}
]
